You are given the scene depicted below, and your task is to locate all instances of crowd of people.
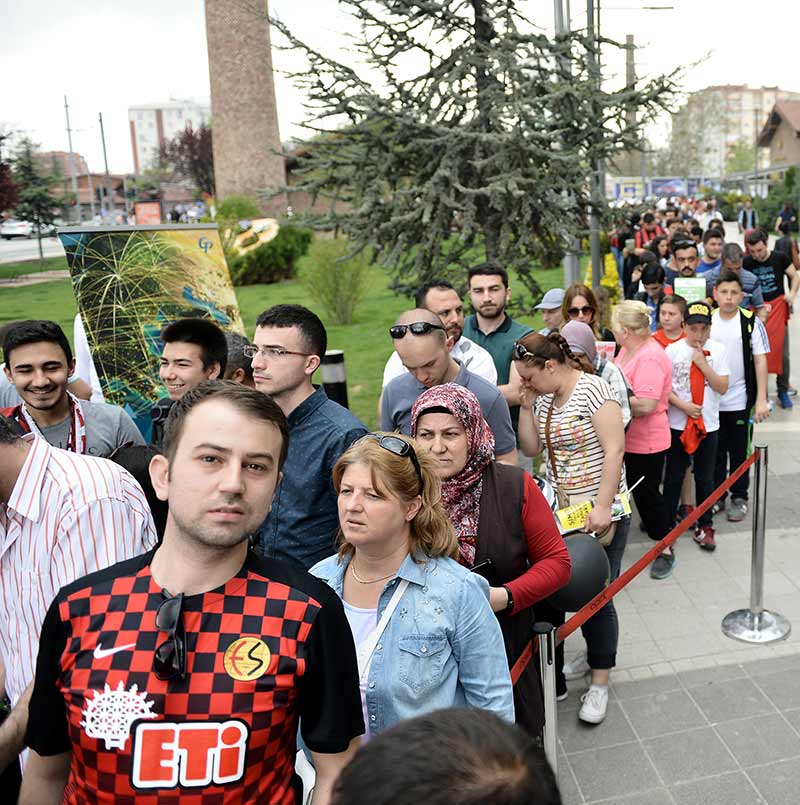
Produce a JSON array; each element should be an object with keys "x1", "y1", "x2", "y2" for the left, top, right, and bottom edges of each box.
[{"x1": 0, "y1": 204, "x2": 794, "y2": 802}]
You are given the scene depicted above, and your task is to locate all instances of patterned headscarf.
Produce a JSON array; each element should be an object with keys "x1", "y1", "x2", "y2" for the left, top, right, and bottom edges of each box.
[{"x1": 411, "y1": 384, "x2": 495, "y2": 566}]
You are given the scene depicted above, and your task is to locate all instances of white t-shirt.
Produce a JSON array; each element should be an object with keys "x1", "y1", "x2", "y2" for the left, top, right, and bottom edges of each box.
[
  {"x1": 342, "y1": 600, "x2": 377, "y2": 742},
  {"x1": 382, "y1": 335, "x2": 498, "y2": 387},
  {"x1": 710, "y1": 311, "x2": 770, "y2": 412},
  {"x1": 666, "y1": 338, "x2": 730, "y2": 432}
]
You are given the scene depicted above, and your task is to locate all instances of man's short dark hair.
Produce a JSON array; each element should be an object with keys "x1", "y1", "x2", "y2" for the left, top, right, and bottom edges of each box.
[
  {"x1": 255, "y1": 304, "x2": 327, "y2": 360},
  {"x1": 0, "y1": 414, "x2": 23, "y2": 445},
  {"x1": 716, "y1": 269, "x2": 743, "y2": 290},
  {"x1": 721, "y1": 242, "x2": 744, "y2": 265},
  {"x1": 331, "y1": 708, "x2": 561, "y2": 805},
  {"x1": 690, "y1": 225, "x2": 704, "y2": 238},
  {"x1": 746, "y1": 228, "x2": 768, "y2": 246},
  {"x1": 162, "y1": 380, "x2": 290, "y2": 469},
  {"x1": 161, "y1": 318, "x2": 228, "y2": 376},
  {"x1": 641, "y1": 264, "x2": 665, "y2": 285},
  {"x1": 779, "y1": 221, "x2": 792, "y2": 235},
  {"x1": 642, "y1": 212, "x2": 655, "y2": 224},
  {"x1": 468, "y1": 261, "x2": 509, "y2": 288},
  {"x1": 223, "y1": 332, "x2": 254, "y2": 382},
  {"x1": 702, "y1": 228, "x2": 724, "y2": 244},
  {"x1": 660, "y1": 294, "x2": 687, "y2": 318},
  {"x1": 671, "y1": 238, "x2": 698, "y2": 256},
  {"x1": 3, "y1": 320, "x2": 73, "y2": 367},
  {"x1": 414, "y1": 279, "x2": 456, "y2": 309}
]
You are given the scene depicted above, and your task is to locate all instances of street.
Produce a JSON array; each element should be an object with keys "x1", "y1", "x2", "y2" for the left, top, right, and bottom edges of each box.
[{"x1": 0, "y1": 235, "x2": 66, "y2": 264}]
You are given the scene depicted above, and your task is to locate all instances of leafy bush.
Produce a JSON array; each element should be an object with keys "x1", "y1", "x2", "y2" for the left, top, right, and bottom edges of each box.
[
  {"x1": 230, "y1": 225, "x2": 312, "y2": 286},
  {"x1": 302, "y1": 239, "x2": 372, "y2": 325}
]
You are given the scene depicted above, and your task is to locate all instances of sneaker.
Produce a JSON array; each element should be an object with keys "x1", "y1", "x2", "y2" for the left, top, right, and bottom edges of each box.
[
  {"x1": 579, "y1": 685, "x2": 609, "y2": 724},
  {"x1": 650, "y1": 551, "x2": 675, "y2": 580},
  {"x1": 778, "y1": 390, "x2": 793, "y2": 409},
  {"x1": 789, "y1": 387, "x2": 798, "y2": 397},
  {"x1": 693, "y1": 526, "x2": 716, "y2": 551},
  {"x1": 728, "y1": 498, "x2": 747, "y2": 522},
  {"x1": 564, "y1": 653, "x2": 591, "y2": 681},
  {"x1": 677, "y1": 503, "x2": 695, "y2": 521},
  {"x1": 557, "y1": 690, "x2": 569, "y2": 702},
  {"x1": 711, "y1": 500, "x2": 725, "y2": 517}
]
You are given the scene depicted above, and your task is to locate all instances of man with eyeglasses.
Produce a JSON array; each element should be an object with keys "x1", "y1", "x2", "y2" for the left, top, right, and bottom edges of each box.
[
  {"x1": 21, "y1": 382, "x2": 364, "y2": 805},
  {"x1": 380, "y1": 309, "x2": 518, "y2": 465},
  {"x1": 249, "y1": 305, "x2": 367, "y2": 568}
]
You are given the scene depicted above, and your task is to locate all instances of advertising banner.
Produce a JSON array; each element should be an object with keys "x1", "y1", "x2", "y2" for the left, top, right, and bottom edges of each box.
[
  {"x1": 133, "y1": 201, "x2": 162, "y2": 225},
  {"x1": 58, "y1": 225, "x2": 244, "y2": 439}
]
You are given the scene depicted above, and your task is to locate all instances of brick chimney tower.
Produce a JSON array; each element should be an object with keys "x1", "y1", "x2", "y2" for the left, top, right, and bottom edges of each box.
[{"x1": 205, "y1": 0, "x2": 286, "y2": 213}]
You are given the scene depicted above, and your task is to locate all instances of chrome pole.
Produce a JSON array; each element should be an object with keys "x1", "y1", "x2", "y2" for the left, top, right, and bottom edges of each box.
[{"x1": 535, "y1": 622, "x2": 558, "y2": 775}]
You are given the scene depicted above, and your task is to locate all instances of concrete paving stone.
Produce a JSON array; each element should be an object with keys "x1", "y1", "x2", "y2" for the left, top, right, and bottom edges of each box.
[
  {"x1": 627, "y1": 666, "x2": 656, "y2": 680},
  {"x1": 752, "y1": 668, "x2": 800, "y2": 710},
  {"x1": 740, "y1": 653, "x2": 800, "y2": 677},
  {"x1": 616, "y1": 610, "x2": 650, "y2": 644},
  {"x1": 559, "y1": 701, "x2": 637, "y2": 754},
  {"x1": 747, "y1": 757, "x2": 800, "y2": 805},
  {"x1": 715, "y1": 713, "x2": 800, "y2": 768},
  {"x1": 616, "y1": 640, "x2": 665, "y2": 669},
  {"x1": 648, "y1": 662, "x2": 675, "y2": 677},
  {"x1": 639, "y1": 608, "x2": 700, "y2": 640},
  {"x1": 656, "y1": 632, "x2": 732, "y2": 662},
  {"x1": 621, "y1": 688, "x2": 707, "y2": 739},
  {"x1": 568, "y1": 742, "x2": 661, "y2": 802},
  {"x1": 688, "y1": 677, "x2": 775, "y2": 724},
  {"x1": 612, "y1": 674, "x2": 683, "y2": 701},
  {"x1": 669, "y1": 772, "x2": 764, "y2": 805},
  {"x1": 591, "y1": 788, "x2": 675, "y2": 804},
  {"x1": 783, "y1": 708, "x2": 800, "y2": 735},
  {"x1": 642, "y1": 726, "x2": 738, "y2": 784},
  {"x1": 732, "y1": 571, "x2": 799, "y2": 597},
  {"x1": 678, "y1": 662, "x2": 746, "y2": 688},
  {"x1": 556, "y1": 760, "x2": 584, "y2": 805},
  {"x1": 625, "y1": 583, "x2": 693, "y2": 610},
  {"x1": 682, "y1": 577, "x2": 746, "y2": 605}
]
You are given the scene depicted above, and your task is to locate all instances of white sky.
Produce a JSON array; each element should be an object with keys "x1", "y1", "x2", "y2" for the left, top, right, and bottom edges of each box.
[{"x1": 2, "y1": 0, "x2": 799, "y2": 174}]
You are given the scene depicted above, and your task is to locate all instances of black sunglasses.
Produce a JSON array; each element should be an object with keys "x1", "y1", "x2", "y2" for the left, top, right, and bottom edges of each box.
[
  {"x1": 363, "y1": 434, "x2": 423, "y2": 490},
  {"x1": 513, "y1": 342, "x2": 549, "y2": 362},
  {"x1": 567, "y1": 305, "x2": 594, "y2": 318},
  {"x1": 388, "y1": 322, "x2": 445, "y2": 339},
  {"x1": 153, "y1": 592, "x2": 185, "y2": 681}
]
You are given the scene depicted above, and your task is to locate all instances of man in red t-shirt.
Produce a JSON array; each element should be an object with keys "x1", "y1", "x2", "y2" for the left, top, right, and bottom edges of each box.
[{"x1": 21, "y1": 382, "x2": 364, "y2": 804}]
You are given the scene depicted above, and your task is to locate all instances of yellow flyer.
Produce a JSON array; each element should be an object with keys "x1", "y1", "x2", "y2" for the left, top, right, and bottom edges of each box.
[{"x1": 555, "y1": 492, "x2": 632, "y2": 535}]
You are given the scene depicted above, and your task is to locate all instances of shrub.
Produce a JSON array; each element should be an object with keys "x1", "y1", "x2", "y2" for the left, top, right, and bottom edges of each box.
[
  {"x1": 302, "y1": 239, "x2": 372, "y2": 325},
  {"x1": 230, "y1": 225, "x2": 313, "y2": 286},
  {"x1": 214, "y1": 194, "x2": 262, "y2": 261}
]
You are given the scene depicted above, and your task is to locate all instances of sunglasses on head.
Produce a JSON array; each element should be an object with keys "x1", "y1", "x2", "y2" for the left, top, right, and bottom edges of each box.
[
  {"x1": 389, "y1": 322, "x2": 445, "y2": 339},
  {"x1": 363, "y1": 433, "x2": 423, "y2": 490},
  {"x1": 153, "y1": 591, "x2": 185, "y2": 681},
  {"x1": 567, "y1": 306, "x2": 594, "y2": 318},
  {"x1": 513, "y1": 342, "x2": 550, "y2": 362}
]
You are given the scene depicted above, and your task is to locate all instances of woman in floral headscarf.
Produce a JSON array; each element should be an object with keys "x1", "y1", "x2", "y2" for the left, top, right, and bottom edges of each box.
[{"x1": 411, "y1": 383, "x2": 570, "y2": 737}]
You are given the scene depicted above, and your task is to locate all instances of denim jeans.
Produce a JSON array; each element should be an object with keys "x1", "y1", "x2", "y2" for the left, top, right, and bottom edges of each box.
[
  {"x1": 664, "y1": 429, "x2": 719, "y2": 528},
  {"x1": 714, "y1": 410, "x2": 752, "y2": 502}
]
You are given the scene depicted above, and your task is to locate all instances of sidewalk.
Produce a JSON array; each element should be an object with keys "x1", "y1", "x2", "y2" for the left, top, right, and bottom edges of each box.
[{"x1": 556, "y1": 284, "x2": 800, "y2": 803}]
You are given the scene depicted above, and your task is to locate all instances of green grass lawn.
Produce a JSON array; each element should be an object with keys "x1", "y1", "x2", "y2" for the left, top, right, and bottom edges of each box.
[
  {"x1": 0, "y1": 255, "x2": 69, "y2": 280},
  {"x1": 0, "y1": 248, "x2": 565, "y2": 428}
]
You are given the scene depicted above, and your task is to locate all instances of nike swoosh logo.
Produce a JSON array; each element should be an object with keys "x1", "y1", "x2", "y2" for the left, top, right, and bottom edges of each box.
[{"x1": 93, "y1": 642, "x2": 136, "y2": 660}]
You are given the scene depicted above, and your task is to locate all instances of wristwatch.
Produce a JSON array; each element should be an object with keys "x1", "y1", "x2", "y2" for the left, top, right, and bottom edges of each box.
[{"x1": 502, "y1": 584, "x2": 514, "y2": 613}]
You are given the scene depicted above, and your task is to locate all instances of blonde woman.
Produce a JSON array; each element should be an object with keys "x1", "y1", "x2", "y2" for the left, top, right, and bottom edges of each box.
[
  {"x1": 613, "y1": 300, "x2": 674, "y2": 580},
  {"x1": 310, "y1": 433, "x2": 514, "y2": 741}
]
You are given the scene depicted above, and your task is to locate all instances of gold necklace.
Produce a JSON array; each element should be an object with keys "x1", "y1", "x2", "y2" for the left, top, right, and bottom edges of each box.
[{"x1": 350, "y1": 560, "x2": 397, "y2": 585}]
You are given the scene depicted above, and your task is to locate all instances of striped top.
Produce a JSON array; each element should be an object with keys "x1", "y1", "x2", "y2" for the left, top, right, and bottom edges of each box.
[
  {"x1": 534, "y1": 373, "x2": 627, "y2": 501},
  {"x1": 0, "y1": 435, "x2": 157, "y2": 707}
]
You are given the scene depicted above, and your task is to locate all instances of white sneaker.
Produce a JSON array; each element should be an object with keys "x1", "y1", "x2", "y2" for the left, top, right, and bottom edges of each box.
[
  {"x1": 579, "y1": 685, "x2": 609, "y2": 724},
  {"x1": 564, "y1": 653, "x2": 590, "y2": 681}
]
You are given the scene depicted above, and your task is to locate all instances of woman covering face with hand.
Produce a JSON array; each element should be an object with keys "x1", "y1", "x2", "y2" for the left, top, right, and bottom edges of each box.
[
  {"x1": 410, "y1": 384, "x2": 571, "y2": 737},
  {"x1": 310, "y1": 433, "x2": 514, "y2": 743}
]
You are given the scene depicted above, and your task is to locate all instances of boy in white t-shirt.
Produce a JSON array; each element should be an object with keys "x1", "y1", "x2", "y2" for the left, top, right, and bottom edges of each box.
[
  {"x1": 664, "y1": 302, "x2": 730, "y2": 552},
  {"x1": 710, "y1": 270, "x2": 771, "y2": 524}
]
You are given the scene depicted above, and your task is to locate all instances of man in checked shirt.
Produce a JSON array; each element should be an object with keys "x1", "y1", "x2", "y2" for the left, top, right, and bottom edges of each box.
[{"x1": 0, "y1": 414, "x2": 156, "y2": 780}]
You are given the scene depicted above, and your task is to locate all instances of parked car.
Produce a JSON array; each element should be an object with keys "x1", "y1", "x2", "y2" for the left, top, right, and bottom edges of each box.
[{"x1": 1, "y1": 219, "x2": 33, "y2": 239}]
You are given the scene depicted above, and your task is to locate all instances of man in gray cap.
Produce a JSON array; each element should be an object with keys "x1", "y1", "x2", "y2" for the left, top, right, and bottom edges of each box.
[{"x1": 536, "y1": 288, "x2": 565, "y2": 335}]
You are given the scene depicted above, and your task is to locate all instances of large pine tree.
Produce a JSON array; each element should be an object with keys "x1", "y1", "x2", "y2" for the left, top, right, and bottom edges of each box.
[{"x1": 271, "y1": 0, "x2": 677, "y2": 300}]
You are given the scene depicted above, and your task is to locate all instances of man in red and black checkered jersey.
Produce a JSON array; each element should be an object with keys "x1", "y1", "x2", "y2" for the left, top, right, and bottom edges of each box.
[{"x1": 21, "y1": 381, "x2": 364, "y2": 804}]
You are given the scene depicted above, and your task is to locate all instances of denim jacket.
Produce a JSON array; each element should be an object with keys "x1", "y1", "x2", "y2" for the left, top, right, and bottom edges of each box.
[{"x1": 309, "y1": 551, "x2": 515, "y2": 736}]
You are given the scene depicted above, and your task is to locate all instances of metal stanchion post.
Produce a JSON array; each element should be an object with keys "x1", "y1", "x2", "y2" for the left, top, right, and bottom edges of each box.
[
  {"x1": 321, "y1": 350, "x2": 349, "y2": 409},
  {"x1": 534, "y1": 622, "x2": 558, "y2": 776},
  {"x1": 722, "y1": 446, "x2": 791, "y2": 643}
]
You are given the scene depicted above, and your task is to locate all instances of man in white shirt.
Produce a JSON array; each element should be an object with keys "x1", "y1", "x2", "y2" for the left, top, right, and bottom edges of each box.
[
  {"x1": 664, "y1": 301, "x2": 729, "y2": 552},
  {"x1": 382, "y1": 280, "x2": 497, "y2": 388},
  {"x1": 710, "y1": 270, "x2": 771, "y2": 524}
]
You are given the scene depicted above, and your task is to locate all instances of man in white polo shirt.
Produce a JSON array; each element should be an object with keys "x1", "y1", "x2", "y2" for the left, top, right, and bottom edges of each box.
[{"x1": 382, "y1": 280, "x2": 497, "y2": 387}]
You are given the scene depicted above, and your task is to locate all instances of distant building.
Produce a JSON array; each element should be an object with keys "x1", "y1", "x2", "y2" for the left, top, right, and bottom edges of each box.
[
  {"x1": 128, "y1": 99, "x2": 211, "y2": 174},
  {"x1": 37, "y1": 151, "x2": 90, "y2": 179},
  {"x1": 757, "y1": 101, "x2": 800, "y2": 169},
  {"x1": 670, "y1": 85, "x2": 800, "y2": 177}
]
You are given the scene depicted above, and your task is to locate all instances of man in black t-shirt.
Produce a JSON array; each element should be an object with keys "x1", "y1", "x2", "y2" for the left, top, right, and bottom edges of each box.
[
  {"x1": 22, "y1": 382, "x2": 364, "y2": 804},
  {"x1": 744, "y1": 229, "x2": 800, "y2": 408}
]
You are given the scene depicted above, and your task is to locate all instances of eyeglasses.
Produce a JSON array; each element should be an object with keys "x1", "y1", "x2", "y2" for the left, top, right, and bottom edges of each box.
[
  {"x1": 363, "y1": 434, "x2": 423, "y2": 490},
  {"x1": 388, "y1": 322, "x2": 445, "y2": 339},
  {"x1": 243, "y1": 345, "x2": 312, "y2": 359},
  {"x1": 567, "y1": 306, "x2": 594, "y2": 318},
  {"x1": 153, "y1": 592, "x2": 185, "y2": 680},
  {"x1": 513, "y1": 342, "x2": 549, "y2": 361}
]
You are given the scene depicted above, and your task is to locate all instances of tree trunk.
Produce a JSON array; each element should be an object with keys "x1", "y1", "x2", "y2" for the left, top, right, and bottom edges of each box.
[{"x1": 37, "y1": 232, "x2": 43, "y2": 266}]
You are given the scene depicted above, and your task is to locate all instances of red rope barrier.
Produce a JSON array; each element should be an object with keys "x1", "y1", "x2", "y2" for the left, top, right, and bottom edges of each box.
[{"x1": 510, "y1": 450, "x2": 760, "y2": 686}]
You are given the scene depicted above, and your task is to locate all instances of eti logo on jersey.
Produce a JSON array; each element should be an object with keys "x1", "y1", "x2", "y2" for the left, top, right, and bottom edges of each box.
[{"x1": 131, "y1": 720, "x2": 249, "y2": 788}]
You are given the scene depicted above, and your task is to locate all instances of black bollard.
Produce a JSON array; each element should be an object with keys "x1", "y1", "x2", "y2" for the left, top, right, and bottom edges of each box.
[{"x1": 321, "y1": 350, "x2": 349, "y2": 409}]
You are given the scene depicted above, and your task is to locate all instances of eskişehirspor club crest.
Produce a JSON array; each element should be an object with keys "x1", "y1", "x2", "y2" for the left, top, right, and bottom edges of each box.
[{"x1": 80, "y1": 681, "x2": 157, "y2": 749}]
